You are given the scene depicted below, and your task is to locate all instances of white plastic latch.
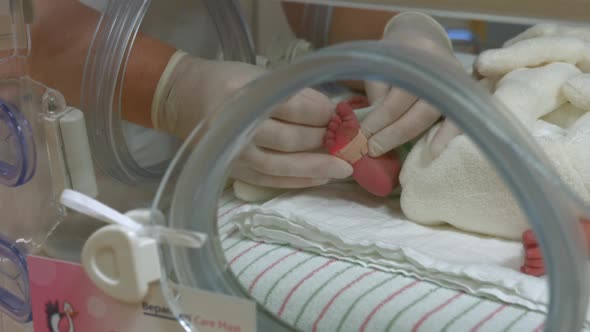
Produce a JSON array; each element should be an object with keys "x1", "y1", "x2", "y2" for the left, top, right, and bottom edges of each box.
[
  {"x1": 44, "y1": 105, "x2": 99, "y2": 198},
  {"x1": 59, "y1": 189, "x2": 207, "y2": 303}
]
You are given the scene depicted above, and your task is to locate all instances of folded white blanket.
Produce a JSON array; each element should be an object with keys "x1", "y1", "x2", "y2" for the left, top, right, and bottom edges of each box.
[
  {"x1": 477, "y1": 24, "x2": 590, "y2": 78},
  {"x1": 475, "y1": 36, "x2": 590, "y2": 77},
  {"x1": 504, "y1": 23, "x2": 590, "y2": 47},
  {"x1": 400, "y1": 61, "x2": 590, "y2": 240},
  {"x1": 229, "y1": 183, "x2": 590, "y2": 324}
]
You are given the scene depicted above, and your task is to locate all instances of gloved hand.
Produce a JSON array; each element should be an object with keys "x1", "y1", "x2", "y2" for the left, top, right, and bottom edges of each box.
[
  {"x1": 362, "y1": 12, "x2": 464, "y2": 158},
  {"x1": 152, "y1": 51, "x2": 353, "y2": 188}
]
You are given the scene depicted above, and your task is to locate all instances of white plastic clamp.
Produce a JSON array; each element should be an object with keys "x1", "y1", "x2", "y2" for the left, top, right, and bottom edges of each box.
[{"x1": 60, "y1": 190, "x2": 207, "y2": 303}]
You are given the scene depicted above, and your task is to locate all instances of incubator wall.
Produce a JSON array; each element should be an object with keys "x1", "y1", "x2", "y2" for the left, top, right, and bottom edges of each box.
[
  {"x1": 2, "y1": 1, "x2": 590, "y2": 331},
  {"x1": 0, "y1": 0, "x2": 254, "y2": 326},
  {"x1": 42, "y1": 0, "x2": 255, "y2": 261}
]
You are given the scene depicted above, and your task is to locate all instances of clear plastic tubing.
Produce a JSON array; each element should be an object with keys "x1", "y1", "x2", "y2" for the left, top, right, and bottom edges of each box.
[
  {"x1": 158, "y1": 41, "x2": 590, "y2": 331},
  {"x1": 203, "y1": 0, "x2": 256, "y2": 63}
]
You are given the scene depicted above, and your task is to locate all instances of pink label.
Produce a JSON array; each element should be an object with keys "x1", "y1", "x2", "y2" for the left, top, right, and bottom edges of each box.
[
  {"x1": 28, "y1": 255, "x2": 173, "y2": 332},
  {"x1": 27, "y1": 255, "x2": 256, "y2": 332}
]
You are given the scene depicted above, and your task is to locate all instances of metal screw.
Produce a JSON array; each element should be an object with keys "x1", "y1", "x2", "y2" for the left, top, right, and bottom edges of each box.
[
  {"x1": 46, "y1": 95, "x2": 57, "y2": 113},
  {"x1": 43, "y1": 89, "x2": 66, "y2": 115}
]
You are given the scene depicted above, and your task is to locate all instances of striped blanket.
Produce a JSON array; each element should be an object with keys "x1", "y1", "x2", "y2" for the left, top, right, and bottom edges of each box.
[{"x1": 217, "y1": 192, "x2": 566, "y2": 332}]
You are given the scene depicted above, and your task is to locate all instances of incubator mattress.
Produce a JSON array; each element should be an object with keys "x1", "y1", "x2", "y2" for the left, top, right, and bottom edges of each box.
[{"x1": 218, "y1": 191, "x2": 558, "y2": 332}]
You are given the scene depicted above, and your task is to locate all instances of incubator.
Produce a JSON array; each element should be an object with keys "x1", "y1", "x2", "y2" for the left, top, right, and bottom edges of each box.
[
  {"x1": 2, "y1": 0, "x2": 590, "y2": 331},
  {"x1": 0, "y1": 0, "x2": 253, "y2": 326}
]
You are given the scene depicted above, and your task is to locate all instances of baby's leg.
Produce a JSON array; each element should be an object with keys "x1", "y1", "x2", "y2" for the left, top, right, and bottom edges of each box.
[
  {"x1": 324, "y1": 97, "x2": 402, "y2": 196},
  {"x1": 521, "y1": 220, "x2": 590, "y2": 276}
]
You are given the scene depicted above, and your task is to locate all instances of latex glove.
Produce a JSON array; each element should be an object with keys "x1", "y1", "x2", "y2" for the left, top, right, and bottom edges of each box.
[
  {"x1": 152, "y1": 51, "x2": 353, "y2": 188},
  {"x1": 362, "y1": 12, "x2": 464, "y2": 157}
]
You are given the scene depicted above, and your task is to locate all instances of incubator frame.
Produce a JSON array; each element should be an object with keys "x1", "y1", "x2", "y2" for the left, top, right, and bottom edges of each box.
[{"x1": 2, "y1": 0, "x2": 590, "y2": 330}]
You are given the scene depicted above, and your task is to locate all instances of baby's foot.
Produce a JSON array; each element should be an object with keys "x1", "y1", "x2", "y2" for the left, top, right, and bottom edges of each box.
[
  {"x1": 521, "y1": 230, "x2": 545, "y2": 276},
  {"x1": 521, "y1": 221, "x2": 590, "y2": 277},
  {"x1": 325, "y1": 101, "x2": 361, "y2": 155},
  {"x1": 324, "y1": 97, "x2": 401, "y2": 197}
]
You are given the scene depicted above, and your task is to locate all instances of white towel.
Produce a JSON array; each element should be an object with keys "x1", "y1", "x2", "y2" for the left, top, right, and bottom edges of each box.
[
  {"x1": 564, "y1": 74, "x2": 590, "y2": 111},
  {"x1": 229, "y1": 183, "x2": 590, "y2": 325},
  {"x1": 476, "y1": 36, "x2": 590, "y2": 77},
  {"x1": 568, "y1": 112, "x2": 590, "y2": 190},
  {"x1": 542, "y1": 102, "x2": 588, "y2": 130},
  {"x1": 477, "y1": 24, "x2": 590, "y2": 78},
  {"x1": 399, "y1": 119, "x2": 590, "y2": 240},
  {"x1": 504, "y1": 23, "x2": 590, "y2": 47},
  {"x1": 493, "y1": 62, "x2": 581, "y2": 127},
  {"x1": 400, "y1": 61, "x2": 590, "y2": 240}
]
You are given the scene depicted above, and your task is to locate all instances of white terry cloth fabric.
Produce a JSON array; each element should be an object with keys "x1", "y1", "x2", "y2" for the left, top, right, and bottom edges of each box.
[
  {"x1": 567, "y1": 112, "x2": 590, "y2": 190},
  {"x1": 504, "y1": 23, "x2": 590, "y2": 47},
  {"x1": 542, "y1": 102, "x2": 588, "y2": 130},
  {"x1": 477, "y1": 23, "x2": 590, "y2": 78},
  {"x1": 475, "y1": 36, "x2": 590, "y2": 77},
  {"x1": 493, "y1": 62, "x2": 581, "y2": 128},
  {"x1": 228, "y1": 183, "x2": 590, "y2": 323},
  {"x1": 564, "y1": 74, "x2": 590, "y2": 111},
  {"x1": 400, "y1": 117, "x2": 590, "y2": 240},
  {"x1": 400, "y1": 62, "x2": 590, "y2": 240}
]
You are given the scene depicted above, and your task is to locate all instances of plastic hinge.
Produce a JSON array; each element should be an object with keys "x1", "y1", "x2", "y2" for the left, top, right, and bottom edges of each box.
[{"x1": 43, "y1": 107, "x2": 98, "y2": 198}]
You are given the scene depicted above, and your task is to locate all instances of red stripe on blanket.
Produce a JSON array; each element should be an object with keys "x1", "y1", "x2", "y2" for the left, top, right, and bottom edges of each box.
[
  {"x1": 470, "y1": 304, "x2": 507, "y2": 332},
  {"x1": 248, "y1": 250, "x2": 300, "y2": 293},
  {"x1": 221, "y1": 227, "x2": 239, "y2": 242},
  {"x1": 412, "y1": 292, "x2": 463, "y2": 332},
  {"x1": 359, "y1": 280, "x2": 421, "y2": 332},
  {"x1": 533, "y1": 322, "x2": 545, "y2": 332},
  {"x1": 228, "y1": 242, "x2": 263, "y2": 266},
  {"x1": 312, "y1": 270, "x2": 376, "y2": 332},
  {"x1": 218, "y1": 202, "x2": 247, "y2": 219},
  {"x1": 278, "y1": 260, "x2": 335, "y2": 317}
]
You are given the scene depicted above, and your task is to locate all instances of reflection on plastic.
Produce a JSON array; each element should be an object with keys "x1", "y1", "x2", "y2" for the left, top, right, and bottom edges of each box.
[
  {"x1": 0, "y1": 234, "x2": 30, "y2": 323},
  {"x1": 28, "y1": 255, "x2": 256, "y2": 332},
  {"x1": 0, "y1": 99, "x2": 35, "y2": 187}
]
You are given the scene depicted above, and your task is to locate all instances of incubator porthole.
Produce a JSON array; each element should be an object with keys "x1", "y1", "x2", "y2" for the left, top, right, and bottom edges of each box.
[
  {"x1": 153, "y1": 32, "x2": 590, "y2": 331},
  {"x1": 81, "y1": 0, "x2": 254, "y2": 187}
]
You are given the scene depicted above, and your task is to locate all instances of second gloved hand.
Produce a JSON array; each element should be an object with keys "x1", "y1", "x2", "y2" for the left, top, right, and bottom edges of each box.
[
  {"x1": 363, "y1": 12, "x2": 464, "y2": 158},
  {"x1": 152, "y1": 51, "x2": 353, "y2": 188}
]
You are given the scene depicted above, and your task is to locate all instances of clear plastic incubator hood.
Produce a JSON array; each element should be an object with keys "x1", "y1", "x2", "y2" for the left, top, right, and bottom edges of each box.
[
  {"x1": 0, "y1": 0, "x2": 254, "y2": 325},
  {"x1": 143, "y1": 2, "x2": 590, "y2": 332},
  {"x1": 5, "y1": 0, "x2": 590, "y2": 331}
]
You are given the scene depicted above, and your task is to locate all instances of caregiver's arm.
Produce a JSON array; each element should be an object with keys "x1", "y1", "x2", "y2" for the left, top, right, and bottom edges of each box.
[
  {"x1": 282, "y1": 3, "x2": 396, "y2": 45},
  {"x1": 282, "y1": 3, "x2": 396, "y2": 91},
  {"x1": 30, "y1": 0, "x2": 175, "y2": 128}
]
